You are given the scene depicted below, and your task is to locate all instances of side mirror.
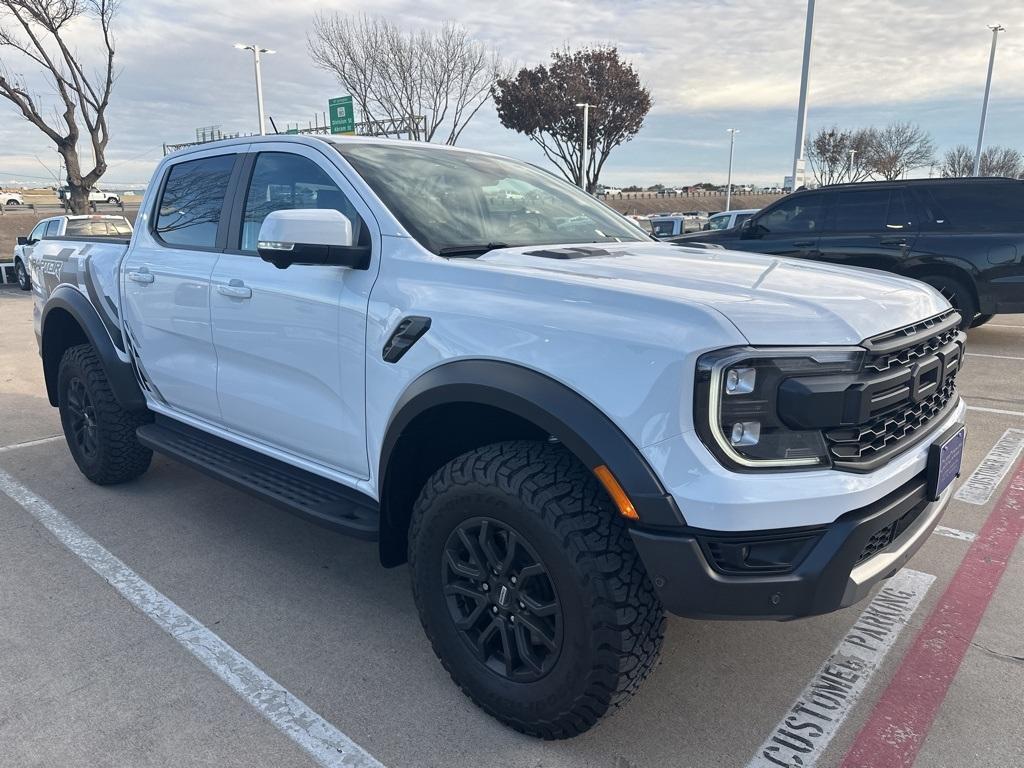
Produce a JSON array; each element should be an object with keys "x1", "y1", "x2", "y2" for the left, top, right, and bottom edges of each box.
[
  {"x1": 256, "y1": 209, "x2": 369, "y2": 270},
  {"x1": 17, "y1": 236, "x2": 28, "y2": 246},
  {"x1": 701, "y1": 223, "x2": 710, "y2": 231}
]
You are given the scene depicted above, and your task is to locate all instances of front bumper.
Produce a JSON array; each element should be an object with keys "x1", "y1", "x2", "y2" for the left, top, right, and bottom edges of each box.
[{"x1": 630, "y1": 473, "x2": 950, "y2": 620}]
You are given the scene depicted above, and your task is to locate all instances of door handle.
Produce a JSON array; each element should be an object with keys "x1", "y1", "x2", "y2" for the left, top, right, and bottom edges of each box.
[
  {"x1": 127, "y1": 269, "x2": 154, "y2": 284},
  {"x1": 792, "y1": 240, "x2": 815, "y2": 248},
  {"x1": 879, "y1": 238, "x2": 908, "y2": 247},
  {"x1": 216, "y1": 279, "x2": 252, "y2": 299}
]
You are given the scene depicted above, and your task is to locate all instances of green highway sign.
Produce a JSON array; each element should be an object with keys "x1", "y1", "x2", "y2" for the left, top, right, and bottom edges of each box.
[{"x1": 329, "y1": 96, "x2": 355, "y2": 135}]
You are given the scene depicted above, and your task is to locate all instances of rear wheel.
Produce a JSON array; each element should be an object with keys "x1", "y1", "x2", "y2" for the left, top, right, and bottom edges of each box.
[
  {"x1": 970, "y1": 313, "x2": 995, "y2": 328},
  {"x1": 409, "y1": 441, "x2": 664, "y2": 739},
  {"x1": 58, "y1": 344, "x2": 152, "y2": 484},
  {"x1": 106, "y1": 197, "x2": 118, "y2": 204},
  {"x1": 920, "y1": 275, "x2": 977, "y2": 330},
  {"x1": 14, "y1": 258, "x2": 30, "y2": 291}
]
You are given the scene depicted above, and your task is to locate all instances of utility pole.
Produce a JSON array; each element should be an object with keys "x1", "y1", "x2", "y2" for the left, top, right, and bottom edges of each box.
[
  {"x1": 576, "y1": 102, "x2": 594, "y2": 191},
  {"x1": 973, "y1": 24, "x2": 1005, "y2": 176},
  {"x1": 235, "y1": 43, "x2": 276, "y2": 135},
  {"x1": 791, "y1": 0, "x2": 815, "y2": 191},
  {"x1": 725, "y1": 129, "x2": 739, "y2": 211}
]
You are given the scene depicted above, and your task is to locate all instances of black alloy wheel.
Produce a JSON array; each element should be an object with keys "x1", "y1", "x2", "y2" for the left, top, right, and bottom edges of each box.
[
  {"x1": 65, "y1": 376, "x2": 99, "y2": 460},
  {"x1": 442, "y1": 516, "x2": 562, "y2": 682}
]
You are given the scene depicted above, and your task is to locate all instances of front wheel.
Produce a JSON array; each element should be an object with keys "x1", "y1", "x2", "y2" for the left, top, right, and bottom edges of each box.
[
  {"x1": 58, "y1": 344, "x2": 153, "y2": 484},
  {"x1": 14, "y1": 258, "x2": 30, "y2": 291},
  {"x1": 106, "y1": 197, "x2": 118, "y2": 204},
  {"x1": 920, "y1": 275, "x2": 977, "y2": 331},
  {"x1": 409, "y1": 441, "x2": 665, "y2": 739}
]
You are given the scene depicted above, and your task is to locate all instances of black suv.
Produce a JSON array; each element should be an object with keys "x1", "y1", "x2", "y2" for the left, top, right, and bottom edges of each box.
[{"x1": 673, "y1": 177, "x2": 1024, "y2": 328}]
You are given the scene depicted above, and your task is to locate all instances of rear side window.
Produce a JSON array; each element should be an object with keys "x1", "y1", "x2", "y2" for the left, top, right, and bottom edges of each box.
[
  {"x1": 65, "y1": 219, "x2": 133, "y2": 237},
  {"x1": 155, "y1": 154, "x2": 236, "y2": 248},
  {"x1": 833, "y1": 189, "x2": 890, "y2": 232},
  {"x1": 44, "y1": 219, "x2": 61, "y2": 237},
  {"x1": 651, "y1": 220, "x2": 676, "y2": 237},
  {"x1": 921, "y1": 183, "x2": 1024, "y2": 233}
]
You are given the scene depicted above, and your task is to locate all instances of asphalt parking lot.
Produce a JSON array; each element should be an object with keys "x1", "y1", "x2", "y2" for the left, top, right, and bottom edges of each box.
[{"x1": 1, "y1": 285, "x2": 1022, "y2": 768}]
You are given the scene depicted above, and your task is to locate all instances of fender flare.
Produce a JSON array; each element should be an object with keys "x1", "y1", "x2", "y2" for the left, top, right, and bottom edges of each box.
[
  {"x1": 379, "y1": 359, "x2": 684, "y2": 529},
  {"x1": 41, "y1": 287, "x2": 147, "y2": 411}
]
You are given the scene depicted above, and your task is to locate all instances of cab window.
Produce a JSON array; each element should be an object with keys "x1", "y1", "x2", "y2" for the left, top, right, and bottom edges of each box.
[
  {"x1": 28, "y1": 222, "x2": 47, "y2": 243},
  {"x1": 44, "y1": 219, "x2": 62, "y2": 237},
  {"x1": 239, "y1": 152, "x2": 363, "y2": 252},
  {"x1": 155, "y1": 154, "x2": 236, "y2": 248}
]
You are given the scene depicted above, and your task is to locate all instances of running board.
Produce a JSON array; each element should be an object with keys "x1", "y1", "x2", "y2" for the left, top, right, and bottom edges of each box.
[{"x1": 137, "y1": 417, "x2": 379, "y2": 540}]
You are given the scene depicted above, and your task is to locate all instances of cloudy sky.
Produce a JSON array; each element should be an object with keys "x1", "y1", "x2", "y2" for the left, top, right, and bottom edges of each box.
[{"x1": 1, "y1": 0, "x2": 1023, "y2": 189}]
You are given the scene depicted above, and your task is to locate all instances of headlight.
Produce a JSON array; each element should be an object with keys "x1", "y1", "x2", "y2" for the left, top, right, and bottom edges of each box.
[{"x1": 694, "y1": 346, "x2": 864, "y2": 470}]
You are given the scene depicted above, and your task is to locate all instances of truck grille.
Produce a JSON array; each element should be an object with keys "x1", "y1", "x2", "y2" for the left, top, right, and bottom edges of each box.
[{"x1": 825, "y1": 312, "x2": 963, "y2": 468}]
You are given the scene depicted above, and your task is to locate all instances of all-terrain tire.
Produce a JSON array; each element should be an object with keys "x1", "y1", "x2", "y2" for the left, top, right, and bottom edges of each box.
[
  {"x1": 409, "y1": 440, "x2": 665, "y2": 739},
  {"x1": 920, "y1": 275, "x2": 978, "y2": 330},
  {"x1": 58, "y1": 344, "x2": 152, "y2": 485},
  {"x1": 15, "y1": 258, "x2": 30, "y2": 291}
]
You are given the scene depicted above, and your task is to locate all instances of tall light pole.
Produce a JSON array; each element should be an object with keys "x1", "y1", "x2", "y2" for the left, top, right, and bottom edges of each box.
[
  {"x1": 791, "y1": 0, "x2": 815, "y2": 191},
  {"x1": 575, "y1": 102, "x2": 594, "y2": 191},
  {"x1": 235, "y1": 43, "x2": 276, "y2": 136},
  {"x1": 848, "y1": 149, "x2": 856, "y2": 181},
  {"x1": 973, "y1": 24, "x2": 1005, "y2": 176},
  {"x1": 725, "y1": 128, "x2": 739, "y2": 211}
]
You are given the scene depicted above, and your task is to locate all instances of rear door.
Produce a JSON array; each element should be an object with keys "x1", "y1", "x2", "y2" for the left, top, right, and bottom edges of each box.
[
  {"x1": 121, "y1": 147, "x2": 245, "y2": 420},
  {"x1": 209, "y1": 143, "x2": 378, "y2": 478},
  {"x1": 731, "y1": 191, "x2": 828, "y2": 258},
  {"x1": 815, "y1": 186, "x2": 920, "y2": 271}
]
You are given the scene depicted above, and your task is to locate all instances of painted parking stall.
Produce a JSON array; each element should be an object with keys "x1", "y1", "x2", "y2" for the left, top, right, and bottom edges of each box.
[{"x1": 748, "y1": 569, "x2": 935, "y2": 768}]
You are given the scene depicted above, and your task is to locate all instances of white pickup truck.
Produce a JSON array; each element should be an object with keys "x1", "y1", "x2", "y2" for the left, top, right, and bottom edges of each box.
[{"x1": 31, "y1": 135, "x2": 966, "y2": 738}]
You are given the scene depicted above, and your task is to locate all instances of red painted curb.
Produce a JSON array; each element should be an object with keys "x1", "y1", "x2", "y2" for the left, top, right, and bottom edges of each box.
[{"x1": 839, "y1": 459, "x2": 1024, "y2": 768}]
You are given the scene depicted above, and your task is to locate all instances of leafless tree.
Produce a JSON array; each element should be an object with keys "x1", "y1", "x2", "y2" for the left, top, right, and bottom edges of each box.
[
  {"x1": 0, "y1": 0, "x2": 118, "y2": 214},
  {"x1": 308, "y1": 14, "x2": 503, "y2": 145},
  {"x1": 939, "y1": 144, "x2": 974, "y2": 178},
  {"x1": 806, "y1": 127, "x2": 878, "y2": 186},
  {"x1": 864, "y1": 122, "x2": 935, "y2": 181},
  {"x1": 940, "y1": 144, "x2": 1023, "y2": 178}
]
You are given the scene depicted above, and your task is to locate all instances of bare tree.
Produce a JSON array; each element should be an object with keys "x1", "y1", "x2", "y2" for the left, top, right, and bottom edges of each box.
[
  {"x1": 864, "y1": 122, "x2": 936, "y2": 181},
  {"x1": 940, "y1": 144, "x2": 1022, "y2": 178},
  {"x1": 308, "y1": 14, "x2": 503, "y2": 145},
  {"x1": 0, "y1": 0, "x2": 118, "y2": 214},
  {"x1": 492, "y1": 46, "x2": 651, "y2": 193},
  {"x1": 940, "y1": 144, "x2": 974, "y2": 178},
  {"x1": 806, "y1": 126, "x2": 877, "y2": 186}
]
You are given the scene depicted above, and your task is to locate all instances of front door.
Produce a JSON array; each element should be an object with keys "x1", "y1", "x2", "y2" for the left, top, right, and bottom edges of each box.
[
  {"x1": 121, "y1": 149, "x2": 243, "y2": 421},
  {"x1": 734, "y1": 191, "x2": 828, "y2": 259},
  {"x1": 210, "y1": 145, "x2": 377, "y2": 478}
]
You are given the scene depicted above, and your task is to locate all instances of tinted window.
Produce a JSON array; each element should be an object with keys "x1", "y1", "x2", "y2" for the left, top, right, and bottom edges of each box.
[
  {"x1": 921, "y1": 182, "x2": 1024, "y2": 233},
  {"x1": 754, "y1": 193, "x2": 826, "y2": 234},
  {"x1": 240, "y1": 152, "x2": 362, "y2": 252},
  {"x1": 156, "y1": 154, "x2": 235, "y2": 247},
  {"x1": 651, "y1": 220, "x2": 677, "y2": 237},
  {"x1": 734, "y1": 213, "x2": 754, "y2": 227},
  {"x1": 833, "y1": 189, "x2": 890, "y2": 232},
  {"x1": 44, "y1": 219, "x2": 61, "y2": 237}
]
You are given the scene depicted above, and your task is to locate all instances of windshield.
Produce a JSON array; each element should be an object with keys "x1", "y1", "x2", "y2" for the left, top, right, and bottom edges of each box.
[{"x1": 335, "y1": 143, "x2": 648, "y2": 254}]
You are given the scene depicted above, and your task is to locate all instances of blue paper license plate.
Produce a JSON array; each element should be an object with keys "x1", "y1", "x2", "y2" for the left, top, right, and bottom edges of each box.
[{"x1": 928, "y1": 425, "x2": 966, "y2": 500}]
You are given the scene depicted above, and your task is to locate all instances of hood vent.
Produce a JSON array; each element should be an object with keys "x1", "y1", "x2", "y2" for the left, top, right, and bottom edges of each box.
[{"x1": 522, "y1": 246, "x2": 617, "y2": 260}]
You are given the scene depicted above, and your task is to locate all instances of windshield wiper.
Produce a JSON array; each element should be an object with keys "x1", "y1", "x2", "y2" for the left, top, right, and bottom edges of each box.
[{"x1": 437, "y1": 242, "x2": 509, "y2": 258}]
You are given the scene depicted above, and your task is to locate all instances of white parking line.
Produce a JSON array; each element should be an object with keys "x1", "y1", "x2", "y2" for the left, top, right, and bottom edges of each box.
[
  {"x1": 0, "y1": 468, "x2": 386, "y2": 768},
  {"x1": 933, "y1": 525, "x2": 977, "y2": 543},
  {"x1": 967, "y1": 406, "x2": 1024, "y2": 418},
  {"x1": 954, "y1": 428, "x2": 1024, "y2": 505},
  {"x1": 968, "y1": 352, "x2": 1024, "y2": 361},
  {"x1": 983, "y1": 324, "x2": 1024, "y2": 329},
  {"x1": 0, "y1": 435, "x2": 63, "y2": 453},
  {"x1": 746, "y1": 569, "x2": 935, "y2": 768}
]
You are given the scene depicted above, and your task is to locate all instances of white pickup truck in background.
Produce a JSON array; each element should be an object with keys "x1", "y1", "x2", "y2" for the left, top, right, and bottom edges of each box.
[
  {"x1": 30, "y1": 135, "x2": 966, "y2": 738},
  {"x1": 11, "y1": 214, "x2": 133, "y2": 291}
]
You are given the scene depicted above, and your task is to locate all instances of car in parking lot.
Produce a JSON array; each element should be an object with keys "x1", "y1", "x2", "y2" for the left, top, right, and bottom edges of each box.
[
  {"x1": 703, "y1": 208, "x2": 759, "y2": 231},
  {"x1": 11, "y1": 214, "x2": 133, "y2": 290},
  {"x1": 57, "y1": 186, "x2": 122, "y2": 204},
  {"x1": 3, "y1": 190, "x2": 24, "y2": 206},
  {"x1": 31, "y1": 135, "x2": 966, "y2": 739},
  {"x1": 675, "y1": 178, "x2": 1024, "y2": 328}
]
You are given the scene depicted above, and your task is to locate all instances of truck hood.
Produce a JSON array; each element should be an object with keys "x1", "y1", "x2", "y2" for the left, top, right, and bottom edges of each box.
[{"x1": 474, "y1": 241, "x2": 949, "y2": 346}]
